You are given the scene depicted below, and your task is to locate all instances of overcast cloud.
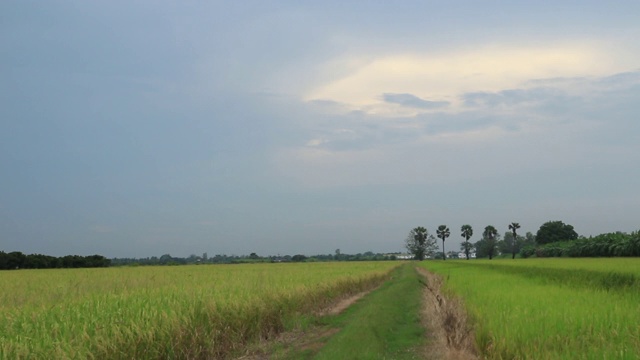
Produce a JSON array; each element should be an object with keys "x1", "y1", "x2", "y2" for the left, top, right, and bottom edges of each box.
[{"x1": 1, "y1": 1, "x2": 640, "y2": 258}]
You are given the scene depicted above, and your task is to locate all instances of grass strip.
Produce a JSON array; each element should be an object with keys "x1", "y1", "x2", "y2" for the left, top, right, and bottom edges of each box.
[{"x1": 307, "y1": 263, "x2": 426, "y2": 360}]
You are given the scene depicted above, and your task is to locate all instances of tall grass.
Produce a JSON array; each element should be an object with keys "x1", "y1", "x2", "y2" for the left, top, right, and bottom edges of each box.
[
  {"x1": 0, "y1": 262, "x2": 398, "y2": 359},
  {"x1": 419, "y1": 259, "x2": 640, "y2": 359}
]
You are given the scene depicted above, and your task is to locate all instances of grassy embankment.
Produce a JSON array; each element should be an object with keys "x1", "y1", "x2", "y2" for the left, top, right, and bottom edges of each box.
[
  {"x1": 0, "y1": 262, "x2": 398, "y2": 359},
  {"x1": 265, "y1": 262, "x2": 426, "y2": 360},
  {"x1": 313, "y1": 263, "x2": 426, "y2": 359},
  {"x1": 419, "y1": 258, "x2": 640, "y2": 359}
]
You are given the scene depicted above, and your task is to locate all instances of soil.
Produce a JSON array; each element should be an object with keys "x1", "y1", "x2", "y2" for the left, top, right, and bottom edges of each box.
[{"x1": 416, "y1": 267, "x2": 478, "y2": 360}]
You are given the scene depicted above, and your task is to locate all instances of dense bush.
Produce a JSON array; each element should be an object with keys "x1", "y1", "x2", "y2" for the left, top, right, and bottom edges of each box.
[
  {"x1": 535, "y1": 241, "x2": 573, "y2": 257},
  {"x1": 521, "y1": 231, "x2": 640, "y2": 258},
  {"x1": 0, "y1": 251, "x2": 110, "y2": 270},
  {"x1": 519, "y1": 245, "x2": 536, "y2": 258}
]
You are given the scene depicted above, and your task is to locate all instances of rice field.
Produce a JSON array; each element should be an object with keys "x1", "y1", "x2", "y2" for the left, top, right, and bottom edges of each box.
[
  {"x1": 0, "y1": 262, "x2": 398, "y2": 359},
  {"x1": 419, "y1": 258, "x2": 640, "y2": 359}
]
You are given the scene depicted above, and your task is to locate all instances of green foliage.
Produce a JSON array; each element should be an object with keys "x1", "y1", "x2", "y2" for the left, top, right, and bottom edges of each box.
[
  {"x1": 436, "y1": 225, "x2": 451, "y2": 260},
  {"x1": 476, "y1": 226, "x2": 499, "y2": 259},
  {"x1": 535, "y1": 220, "x2": 578, "y2": 245},
  {"x1": 0, "y1": 251, "x2": 110, "y2": 270},
  {"x1": 460, "y1": 224, "x2": 474, "y2": 260},
  {"x1": 405, "y1": 227, "x2": 437, "y2": 260},
  {"x1": 535, "y1": 241, "x2": 574, "y2": 257},
  {"x1": 498, "y1": 232, "x2": 527, "y2": 256},
  {"x1": 519, "y1": 245, "x2": 536, "y2": 258},
  {"x1": 520, "y1": 230, "x2": 640, "y2": 258},
  {"x1": 508, "y1": 222, "x2": 521, "y2": 259},
  {"x1": 291, "y1": 254, "x2": 307, "y2": 262}
]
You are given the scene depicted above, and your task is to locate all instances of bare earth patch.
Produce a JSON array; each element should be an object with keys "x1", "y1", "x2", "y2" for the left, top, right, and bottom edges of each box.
[
  {"x1": 315, "y1": 289, "x2": 373, "y2": 316},
  {"x1": 416, "y1": 267, "x2": 478, "y2": 360}
]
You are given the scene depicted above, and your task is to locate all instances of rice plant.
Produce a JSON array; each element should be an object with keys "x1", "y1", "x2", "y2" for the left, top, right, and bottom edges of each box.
[
  {"x1": 419, "y1": 258, "x2": 640, "y2": 359},
  {"x1": 0, "y1": 262, "x2": 398, "y2": 359}
]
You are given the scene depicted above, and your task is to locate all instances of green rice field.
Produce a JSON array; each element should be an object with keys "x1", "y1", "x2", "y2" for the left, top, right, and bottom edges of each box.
[
  {"x1": 419, "y1": 258, "x2": 640, "y2": 359},
  {"x1": 0, "y1": 262, "x2": 398, "y2": 359}
]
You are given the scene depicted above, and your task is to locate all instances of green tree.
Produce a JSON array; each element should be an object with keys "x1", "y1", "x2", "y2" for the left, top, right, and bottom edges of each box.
[
  {"x1": 291, "y1": 254, "x2": 307, "y2": 262},
  {"x1": 437, "y1": 225, "x2": 451, "y2": 260},
  {"x1": 483, "y1": 225, "x2": 498, "y2": 259},
  {"x1": 524, "y1": 232, "x2": 536, "y2": 246},
  {"x1": 460, "y1": 224, "x2": 473, "y2": 260},
  {"x1": 460, "y1": 241, "x2": 474, "y2": 258},
  {"x1": 536, "y1": 220, "x2": 578, "y2": 245},
  {"x1": 405, "y1": 227, "x2": 437, "y2": 260},
  {"x1": 499, "y1": 231, "x2": 526, "y2": 256},
  {"x1": 508, "y1": 222, "x2": 521, "y2": 259}
]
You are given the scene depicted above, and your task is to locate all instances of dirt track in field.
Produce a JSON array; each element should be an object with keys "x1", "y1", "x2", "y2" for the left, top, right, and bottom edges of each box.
[
  {"x1": 237, "y1": 267, "x2": 478, "y2": 360},
  {"x1": 235, "y1": 289, "x2": 373, "y2": 360}
]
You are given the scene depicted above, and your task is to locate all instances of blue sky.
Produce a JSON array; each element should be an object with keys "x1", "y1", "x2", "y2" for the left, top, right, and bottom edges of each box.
[{"x1": 2, "y1": 1, "x2": 639, "y2": 258}]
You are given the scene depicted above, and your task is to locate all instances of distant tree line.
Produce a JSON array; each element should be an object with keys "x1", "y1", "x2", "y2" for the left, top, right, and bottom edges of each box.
[
  {"x1": 111, "y1": 250, "x2": 400, "y2": 266},
  {"x1": 0, "y1": 251, "x2": 110, "y2": 270},
  {"x1": 406, "y1": 220, "x2": 640, "y2": 260}
]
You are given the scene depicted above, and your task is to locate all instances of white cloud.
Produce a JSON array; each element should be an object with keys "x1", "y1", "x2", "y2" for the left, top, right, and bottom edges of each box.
[
  {"x1": 271, "y1": 68, "x2": 640, "y2": 190},
  {"x1": 305, "y1": 43, "x2": 635, "y2": 115}
]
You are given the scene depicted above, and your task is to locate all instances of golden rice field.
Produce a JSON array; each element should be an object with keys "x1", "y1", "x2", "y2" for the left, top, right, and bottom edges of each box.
[{"x1": 0, "y1": 262, "x2": 398, "y2": 359}]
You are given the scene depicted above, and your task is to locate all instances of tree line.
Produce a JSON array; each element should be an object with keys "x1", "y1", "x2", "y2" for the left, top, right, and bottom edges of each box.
[
  {"x1": 405, "y1": 220, "x2": 598, "y2": 260},
  {"x1": 111, "y1": 250, "x2": 402, "y2": 266},
  {"x1": 0, "y1": 251, "x2": 110, "y2": 270}
]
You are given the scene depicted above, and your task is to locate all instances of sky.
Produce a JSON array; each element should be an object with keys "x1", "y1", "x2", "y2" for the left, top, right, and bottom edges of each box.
[{"x1": 2, "y1": 1, "x2": 640, "y2": 258}]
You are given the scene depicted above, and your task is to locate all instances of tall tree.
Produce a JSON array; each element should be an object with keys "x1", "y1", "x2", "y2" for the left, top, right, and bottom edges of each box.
[
  {"x1": 460, "y1": 224, "x2": 473, "y2": 260},
  {"x1": 437, "y1": 225, "x2": 451, "y2": 260},
  {"x1": 483, "y1": 225, "x2": 498, "y2": 260},
  {"x1": 508, "y1": 222, "x2": 521, "y2": 259},
  {"x1": 536, "y1": 220, "x2": 578, "y2": 244},
  {"x1": 405, "y1": 227, "x2": 437, "y2": 261}
]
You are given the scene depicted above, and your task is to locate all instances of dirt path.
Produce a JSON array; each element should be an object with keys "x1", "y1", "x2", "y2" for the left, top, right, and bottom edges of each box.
[
  {"x1": 416, "y1": 267, "x2": 478, "y2": 360},
  {"x1": 237, "y1": 268, "x2": 477, "y2": 360},
  {"x1": 235, "y1": 289, "x2": 375, "y2": 360}
]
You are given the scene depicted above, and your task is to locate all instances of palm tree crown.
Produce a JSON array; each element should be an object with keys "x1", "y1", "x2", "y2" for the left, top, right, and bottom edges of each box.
[
  {"x1": 483, "y1": 225, "x2": 498, "y2": 259},
  {"x1": 461, "y1": 224, "x2": 473, "y2": 240},
  {"x1": 437, "y1": 225, "x2": 450, "y2": 260},
  {"x1": 483, "y1": 225, "x2": 497, "y2": 239},
  {"x1": 508, "y1": 222, "x2": 521, "y2": 259}
]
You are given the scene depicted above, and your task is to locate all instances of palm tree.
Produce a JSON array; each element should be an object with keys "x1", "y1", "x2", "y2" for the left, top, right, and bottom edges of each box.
[
  {"x1": 483, "y1": 225, "x2": 498, "y2": 259},
  {"x1": 509, "y1": 222, "x2": 521, "y2": 259},
  {"x1": 461, "y1": 224, "x2": 473, "y2": 260},
  {"x1": 437, "y1": 225, "x2": 450, "y2": 260}
]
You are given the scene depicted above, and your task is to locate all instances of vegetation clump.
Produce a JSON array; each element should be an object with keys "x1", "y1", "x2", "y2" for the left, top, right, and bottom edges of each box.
[
  {"x1": 0, "y1": 251, "x2": 110, "y2": 270},
  {"x1": 405, "y1": 226, "x2": 438, "y2": 260},
  {"x1": 522, "y1": 231, "x2": 640, "y2": 258},
  {"x1": 535, "y1": 220, "x2": 578, "y2": 244}
]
